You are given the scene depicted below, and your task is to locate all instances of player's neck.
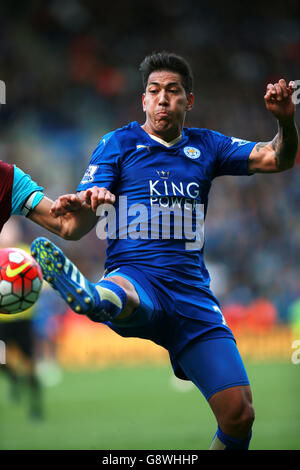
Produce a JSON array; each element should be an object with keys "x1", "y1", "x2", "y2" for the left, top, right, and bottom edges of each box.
[{"x1": 141, "y1": 123, "x2": 182, "y2": 144}]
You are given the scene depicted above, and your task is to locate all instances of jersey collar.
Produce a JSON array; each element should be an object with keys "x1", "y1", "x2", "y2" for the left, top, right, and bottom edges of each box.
[
  {"x1": 148, "y1": 133, "x2": 182, "y2": 148},
  {"x1": 133, "y1": 121, "x2": 186, "y2": 148}
]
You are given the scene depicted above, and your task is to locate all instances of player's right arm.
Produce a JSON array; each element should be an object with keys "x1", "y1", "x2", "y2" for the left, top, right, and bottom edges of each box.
[
  {"x1": 79, "y1": 186, "x2": 116, "y2": 211},
  {"x1": 48, "y1": 131, "x2": 120, "y2": 232},
  {"x1": 70, "y1": 132, "x2": 120, "y2": 213}
]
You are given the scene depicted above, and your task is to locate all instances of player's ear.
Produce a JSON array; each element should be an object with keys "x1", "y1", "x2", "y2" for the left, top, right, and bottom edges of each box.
[
  {"x1": 142, "y1": 93, "x2": 146, "y2": 112},
  {"x1": 186, "y1": 93, "x2": 194, "y2": 112}
]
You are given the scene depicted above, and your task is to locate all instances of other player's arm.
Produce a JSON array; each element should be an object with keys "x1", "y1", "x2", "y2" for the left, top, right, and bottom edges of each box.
[
  {"x1": 248, "y1": 79, "x2": 298, "y2": 174},
  {"x1": 27, "y1": 195, "x2": 98, "y2": 240},
  {"x1": 43, "y1": 187, "x2": 116, "y2": 238},
  {"x1": 10, "y1": 165, "x2": 98, "y2": 240}
]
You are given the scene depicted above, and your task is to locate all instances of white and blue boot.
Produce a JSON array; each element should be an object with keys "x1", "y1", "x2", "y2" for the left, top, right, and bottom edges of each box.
[
  {"x1": 31, "y1": 237, "x2": 97, "y2": 315},
  {"x1": 31, "y1": 237, "x2": 126, "y2": 323}
]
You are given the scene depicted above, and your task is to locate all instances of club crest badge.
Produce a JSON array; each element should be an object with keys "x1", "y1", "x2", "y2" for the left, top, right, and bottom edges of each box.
[{"x1": 183, "y1": 147, "x2": 201, "y2": 159}]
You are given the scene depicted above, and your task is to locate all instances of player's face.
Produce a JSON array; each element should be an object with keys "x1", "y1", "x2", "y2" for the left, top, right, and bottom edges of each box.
[{"x1": 142, "y1": 70, "x2": 194, "y2": 141}]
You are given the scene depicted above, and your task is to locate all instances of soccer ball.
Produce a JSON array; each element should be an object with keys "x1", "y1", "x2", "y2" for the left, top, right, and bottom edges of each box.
[{"x1": 0, "y1": 247, "x2": 43, "y2": 314}]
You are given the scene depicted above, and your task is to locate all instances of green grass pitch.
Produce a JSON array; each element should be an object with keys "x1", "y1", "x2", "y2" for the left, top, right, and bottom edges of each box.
[{"x1": 0, "y1": 361, "x2": 299, "y2": 450}]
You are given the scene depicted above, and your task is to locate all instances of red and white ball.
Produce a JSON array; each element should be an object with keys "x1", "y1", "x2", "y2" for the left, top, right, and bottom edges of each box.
[{"x1": 0, "y1": 247, "x2": 43, "y2": 314}]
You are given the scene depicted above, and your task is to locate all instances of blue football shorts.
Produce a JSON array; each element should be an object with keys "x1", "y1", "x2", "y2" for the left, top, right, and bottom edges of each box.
[{"x1": 104, "y1": 265, "x2": 250, "y2": 400}]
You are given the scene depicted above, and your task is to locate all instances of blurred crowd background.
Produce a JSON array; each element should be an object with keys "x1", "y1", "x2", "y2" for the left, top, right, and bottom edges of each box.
[{"x1": 0, "y1": 0, "x2": 300, "y2": 329}]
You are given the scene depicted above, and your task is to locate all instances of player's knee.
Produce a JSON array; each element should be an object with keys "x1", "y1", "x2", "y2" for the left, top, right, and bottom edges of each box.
[{"x1": 224, "y1": 400, "x2": 255, "y2": 437}]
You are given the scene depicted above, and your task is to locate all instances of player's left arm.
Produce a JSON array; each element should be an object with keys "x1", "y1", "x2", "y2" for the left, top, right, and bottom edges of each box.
[{"x1": 248, "y1": 79, "x2": 298, "y2": 173}]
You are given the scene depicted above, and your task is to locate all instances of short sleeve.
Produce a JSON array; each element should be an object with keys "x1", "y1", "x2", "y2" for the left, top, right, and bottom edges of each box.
[
  {"x1": 77, "y1": 131, "x2": 120, "y2": 192},
  {"x1": 212, "y1": 131, "x2": 257, "y2": 177},
  {"x1": 12, "y1": 165, "x2": 44, "y2": 215}
]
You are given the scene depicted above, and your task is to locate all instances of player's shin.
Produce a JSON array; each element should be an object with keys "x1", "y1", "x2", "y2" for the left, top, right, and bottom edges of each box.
[{"x1": 87, "y1": 280, "x2": 127, "y2": 322}]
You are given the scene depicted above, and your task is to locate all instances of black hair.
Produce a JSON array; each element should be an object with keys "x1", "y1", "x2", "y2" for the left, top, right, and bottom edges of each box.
[{"x1": 139, "y1": 51, "x2": 194, "y2": 95}]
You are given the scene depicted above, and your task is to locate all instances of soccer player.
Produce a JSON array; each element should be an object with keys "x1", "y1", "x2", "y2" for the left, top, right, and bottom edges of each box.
[
  {"x1": 31, "y1": 52, "x2": 298, "y2": 450},
  {"x1": 0, "y1": 160, "x2": 92, "y2": 237},
  {"x1": 0, "y1": 162, "x2": 89, "y2": 418},
  {"x1": 0, "y1": 241, "x2": 44, "y2": 420}
]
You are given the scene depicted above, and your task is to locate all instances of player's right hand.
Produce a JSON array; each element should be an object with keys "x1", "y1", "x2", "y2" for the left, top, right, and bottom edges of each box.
[
  {"x1": 82, "y1": 186, "x2": 116, "y2": 212},
  {"x1": 50, "y1": 194, "x2": 84, "y2": 217}
]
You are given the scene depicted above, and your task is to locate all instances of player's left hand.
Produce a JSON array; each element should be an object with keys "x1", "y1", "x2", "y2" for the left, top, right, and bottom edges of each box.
[
  {"x1": 264, "y1": 79, "x2": 296, "y2": 123},
  {"x1": 50, "y1": 194, "x2": 84, "y2": 217}
]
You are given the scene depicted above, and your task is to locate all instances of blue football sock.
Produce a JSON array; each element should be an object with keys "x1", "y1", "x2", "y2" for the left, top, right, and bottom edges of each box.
[
  {"x1": 209, "y1": 426, "x2": 252, "y2": 450},
  {"x1": 108, "y1": 275, "x2": 154, "y2": 328},
  {"x1": 87, "y1": 279, "x2": 127, "y2": 322}
]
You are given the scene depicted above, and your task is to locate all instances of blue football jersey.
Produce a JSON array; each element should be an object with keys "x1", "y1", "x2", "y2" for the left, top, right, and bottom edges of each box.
[{"x1": 77, "y1": 121, "x2": 256, "y2": 286}]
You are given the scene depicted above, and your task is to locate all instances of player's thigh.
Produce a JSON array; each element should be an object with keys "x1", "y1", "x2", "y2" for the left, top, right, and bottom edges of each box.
[{"x1": 177, "y1": 336, "x2": 250, "y2": 401}]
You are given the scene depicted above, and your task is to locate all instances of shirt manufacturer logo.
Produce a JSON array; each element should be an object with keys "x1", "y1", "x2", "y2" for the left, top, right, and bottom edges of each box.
[{"x1": 136, "y1": 144, "x2": 150, "y2": 152}]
